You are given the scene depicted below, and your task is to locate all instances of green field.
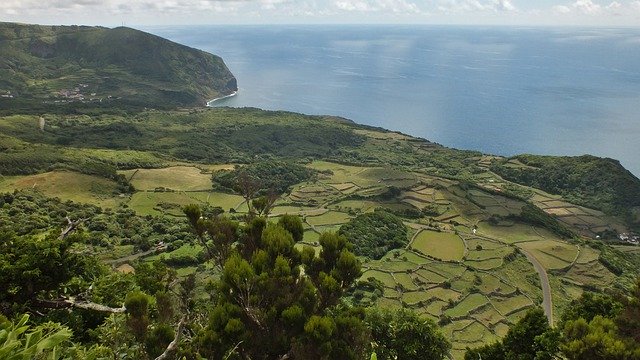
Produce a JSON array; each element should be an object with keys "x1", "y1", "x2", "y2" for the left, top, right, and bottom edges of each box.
[
  {"x1": 0, "y1": 170, "x2": 123, "y2": 208},
  {"x1": 305, "y1": 211, "x2": 352, "y2": 226},
  {"x1": 121, "y1": 166, "x2": 212, "y2": 191},
  {"x1": 518, "y1": 240, "x2": 578, "y2": 270},
  {"x1": 411, "y1": 230, "x2": 465, "y2": 261}
]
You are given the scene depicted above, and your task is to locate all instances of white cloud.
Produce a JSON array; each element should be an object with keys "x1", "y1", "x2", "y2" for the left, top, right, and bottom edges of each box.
[
  {"x1": 572, "y1": 0, "x2": 601, "y2": 14},
  {"x1": 494, "y1": 0, "x2": 515, "y2": 12},
  {"x1": 334, "y1": 0, "x2": 420, "y2": 13},
  {"x1": 606, "y1": 1, "x2": 621, "y2": 9},
  {"x1": 631, "y1": 0, "x2": 640, "y2": 11},
  {"x1": 552, "y1": 4, "x2": 571, "y2": 13},
  {"x1": 437, "y1": 0, "x2": 516, "y2": 13},
  {"x1": 335, "y1": 0, "x2": 374, "y2": 11}
]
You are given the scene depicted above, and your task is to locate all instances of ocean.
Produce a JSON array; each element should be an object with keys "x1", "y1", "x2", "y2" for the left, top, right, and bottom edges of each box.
[{"x1": 144, "y1": 25, "x2": 640, "y2": 176}]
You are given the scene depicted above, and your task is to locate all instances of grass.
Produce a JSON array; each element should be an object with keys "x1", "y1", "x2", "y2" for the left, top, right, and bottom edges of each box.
[
  {"x1": 402, "y1": 291, "x2": 432, "y2": 304},
  {"x1": 188, "y1": 192, "x2": 245, "y2": 211},
  {"x1": 0, "y1": 170, "x2": 123, "y2": 208},
  {"x1": 492, "y1": 295, "x2": 534, "y2": 315},
  {"x1": 411, "y1": 230, "x2": 465, "y2": 261},
  {"x1": 394, "y1": 273, "x2": 419, "y2": 291},
  {"x1": 361, "y1": 270, "x2": 396, "y2": 288},
  {"x1": 474, "y1": 307, "x2": 505, "y2": 327},
  {"x1": 128, "y1": 192, "x2": 198, "y2": 216},
  {"x1": 477, "y1": 222, "x2": 560, "y2": 244},
  {"x1": 305, "y1": 211, "x2": 351, "y2": 226},
  {"x1": 428, "y1": 287, "x2": 462, "y2": 302},
  {"x1": 445, "y1": 293, "x2": 488, "y2": 318},
  {"x1": 518, "y1": 240, "x2": 578, "y2": 270},
  {"x1": 121, "y1": 166, "x2": 212, "y2": 191},
  {"x1": 575, "y1": 246, "x2": 601, "y2": 264},
  {"x1": 415, "y1": 269, "x2": 447, "y2": 284},
  {"x1": 330, "y1": 200, "x2": 379, "y2": 213},
  {"x1": 271, "y1": 205, "x2": 317, "y2": 215}
]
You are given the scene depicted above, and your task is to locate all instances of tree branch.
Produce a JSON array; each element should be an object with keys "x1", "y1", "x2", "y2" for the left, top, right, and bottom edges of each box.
[
  {"x1": 154, "y1": 315, "x2": 187, "y2": 360},
  {"x1": 35, "y1": 297, "x2": 126, "y2": 313},
  {"x1": 60, "y1": 217, "x2": 88, "y2": 240}
]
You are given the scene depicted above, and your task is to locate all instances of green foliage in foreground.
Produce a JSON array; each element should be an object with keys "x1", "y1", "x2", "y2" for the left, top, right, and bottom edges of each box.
[
  {"x1": 339, "y1": 210, "x2": 408, "y2": 259},
  {"x1": 465, "y1": 280, "x2": 640, "y2": 360},
  {"x1": 492, "y1": 155, "x2": 640, "y2": 228},
  {"x1": 366, "y1": 307, "x2": 451, "y2": 360},
  {"x1": 0, "y1": 314, "x2": 72, "y2": 360}
]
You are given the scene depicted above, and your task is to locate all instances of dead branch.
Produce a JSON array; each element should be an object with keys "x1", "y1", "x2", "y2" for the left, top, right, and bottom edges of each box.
[
  {"x1": 60, "y1": 217, "x2": 88, "y2": 240},
  {"x1": 36, "y1": 297, "x2": 125, "y2": 313},
  {"x1": 154, "y1": 315, "x2": 187, "y2": 360}
]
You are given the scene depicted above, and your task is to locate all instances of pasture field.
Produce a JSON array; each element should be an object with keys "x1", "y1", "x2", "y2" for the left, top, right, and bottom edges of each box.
[
  {"x1": 518, "y1": 240, "x2": 578, "y2": 270},
  {"x1": 188, "y1": 192, "x2": 245, "y2": 211},
  {"x1": 477, "y1": 223, "x2": 558, "y2": 244},
  {"x1": 411, "y1": 230, "x2": 465, "y2": 261},
  {"x1": 0, "y1": 170, "x2": 123, "y2": 208},
  {"x1": 121, "y1": 166, "x2": 212, "y2": 191},
  {"x1": 575, "y1": 246, "x2": 600, "y2": 264},
  {"x1": 305, "y1": 211, "x2": 351, "y2": 226},
  {"x1": 128, "y1": 191, "x2": 200, "y2": 216}
]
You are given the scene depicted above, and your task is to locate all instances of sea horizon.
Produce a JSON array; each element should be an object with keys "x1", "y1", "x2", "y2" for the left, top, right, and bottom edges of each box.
[{"x1": 144, "y1": 24, "x2": 640, "y2": 176}]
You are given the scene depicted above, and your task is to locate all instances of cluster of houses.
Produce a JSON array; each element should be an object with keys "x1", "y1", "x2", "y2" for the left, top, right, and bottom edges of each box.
[
  {"x1": 619, "y1": 233, "x2": 639, "y2": 245},
  {"x1": 57, "y1": 83, "x2": 92, "y2": 101}
]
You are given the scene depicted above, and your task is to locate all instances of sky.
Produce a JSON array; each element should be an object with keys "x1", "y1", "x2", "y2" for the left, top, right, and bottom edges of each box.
[{"x1": 1, "y1": 0, "x2": 640, "y2": 27}]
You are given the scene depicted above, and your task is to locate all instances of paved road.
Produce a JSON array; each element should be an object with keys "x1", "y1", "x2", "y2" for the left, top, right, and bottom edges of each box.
[{"x1": 520, "y1": 248, "x2": 553, "y2": 325}]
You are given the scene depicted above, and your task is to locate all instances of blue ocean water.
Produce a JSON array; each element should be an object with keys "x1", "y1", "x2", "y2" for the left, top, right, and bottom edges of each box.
[{"x1": 145, "y1": 25, "x2": 640, "y2": 176}]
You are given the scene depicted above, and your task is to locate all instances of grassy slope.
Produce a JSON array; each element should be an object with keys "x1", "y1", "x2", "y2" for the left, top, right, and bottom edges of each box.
[
  {"x1": 491, "y1": 155, "x2": 640, "y2": 230},
  {"x1": 0, "y1": 22, "x2": 237, "y2": 111}
]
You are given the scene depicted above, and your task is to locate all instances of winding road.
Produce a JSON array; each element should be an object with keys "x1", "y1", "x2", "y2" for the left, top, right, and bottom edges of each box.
[{"x1": 520, "y1": 248, "x2": 554, "y2": 325}]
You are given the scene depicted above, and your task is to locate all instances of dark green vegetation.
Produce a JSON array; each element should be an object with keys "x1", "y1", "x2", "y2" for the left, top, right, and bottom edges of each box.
[
  {"x1": 213, "y1": 160, "x2": 315, "y2": 195},
  {"x1": 492, "y1": 155, "x2": 640, "y2": 230},
  {"x1": 339, "y1": 210, "x2": 408, "y2": 259},
  {"x1": 0, "y1": 22, "x2": 236, "y2": 112}
]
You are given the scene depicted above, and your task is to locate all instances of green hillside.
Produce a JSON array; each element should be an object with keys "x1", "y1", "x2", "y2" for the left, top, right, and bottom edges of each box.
[
  {"x1": 491, "y1": 155, "x2": 640, "y2": 231},
  {"x1": 0, "y1": 22, "x2": 237, "y2": 112}
]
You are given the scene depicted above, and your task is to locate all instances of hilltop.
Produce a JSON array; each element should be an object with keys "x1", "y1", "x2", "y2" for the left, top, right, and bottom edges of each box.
[{"x1": 0, "y1": 22, "x2": 237, "y2": 113}]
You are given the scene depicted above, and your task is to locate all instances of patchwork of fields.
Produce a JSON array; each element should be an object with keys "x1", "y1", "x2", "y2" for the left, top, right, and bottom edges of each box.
[{"x1": 1, "y1": 160, "x2": 628, "y2": 358}]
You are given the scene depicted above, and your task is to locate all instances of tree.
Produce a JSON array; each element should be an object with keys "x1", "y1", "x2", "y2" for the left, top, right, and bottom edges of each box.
[
  {"x1": 278, "y1": 214, "x2": 304, "y2": 243},
  {"x1": 339, "y1": 210, "x2": 408, "y2": 259},
  {"x1": 366, "y1": 308, "x2": 450, "y2": 360},
  {"x1": 0, "y1": 231, "x2": 101, "y2": 311},
  {"x1": 464, "y1": 308, "x2": 559, "y2": 360},
  {"x1": 561, "y1": 316, "x2": 635, "y2": 360},
  {"x1": 185, "y1": 205, "x2": 366, "y2": 359}
]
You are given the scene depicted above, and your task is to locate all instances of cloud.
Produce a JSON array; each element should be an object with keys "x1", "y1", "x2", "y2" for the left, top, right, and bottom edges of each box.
[
  {"x1": 552, "y1": 4, "x2": 572, "y2": 13},
  {"x1": 437, "y1": 0, "x2": 516, "y2": 13},
  {"x1": 572, "y1": 0, "x2": 601, "y2": 14},
  {"x1": 334, "y1": 0, "x2": 421, "y2": 13},
  {"x1": 632, "y1": 0, "x2": 640, "y2": 11},
  {"x1": 494, "y1": 0, "x2": 515, "y2": 12}
]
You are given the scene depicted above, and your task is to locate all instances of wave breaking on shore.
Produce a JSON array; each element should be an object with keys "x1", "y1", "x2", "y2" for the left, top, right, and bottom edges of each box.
[{"x1": 206, "y1": 91, "x2": 238, "y2": 106}]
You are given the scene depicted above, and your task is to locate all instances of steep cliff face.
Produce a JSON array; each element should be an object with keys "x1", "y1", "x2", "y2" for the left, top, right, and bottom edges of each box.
[{"x1": 0, "y1": 22, "x2": 237, "y2": 108}]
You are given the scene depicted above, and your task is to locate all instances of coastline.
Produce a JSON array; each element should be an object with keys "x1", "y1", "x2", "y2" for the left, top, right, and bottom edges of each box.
[{"x1": 206, "y1": 91, "x2": 237, "y2": 107}]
